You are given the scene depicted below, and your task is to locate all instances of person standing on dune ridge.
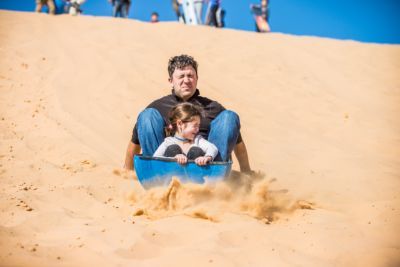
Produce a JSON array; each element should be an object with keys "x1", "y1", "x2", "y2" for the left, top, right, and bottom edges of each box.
[
  {"x1": 109, "y1": 0, "x2": 130, "y2": 18},
  {"x1": 35, "y1": 0, "x2": 56, "y2": 14}
]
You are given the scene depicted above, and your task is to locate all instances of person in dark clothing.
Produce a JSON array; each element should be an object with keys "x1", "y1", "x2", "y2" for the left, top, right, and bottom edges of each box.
[
  {"x1": 110, "y1": 0, "x2": 130, "y2": 18},
  {"x1": 250, "y1": 0, "x2": 270, "y2": 32},
  {"x1": 172, "y1": 0, "x2": 185, "y2": 23},
  {"x1": 205, "y1": 0, "x2": 221, "y2": 27},
  {"x1": 124, "y1": 55, "x2": 252, "y2": 174}
]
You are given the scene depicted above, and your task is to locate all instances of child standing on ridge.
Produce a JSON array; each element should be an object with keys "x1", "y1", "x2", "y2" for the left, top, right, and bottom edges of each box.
[
  {"x1": 35, "y1": 0, "x2": 56, "y2": 14},
  {"x1": 250, "y1": 0, "x2": 270, "y2": 32},
  {"x1": 153, "y1": 103, "x2": 218, "y2": 166},
  {"x1": 150, "y1": 12, "x2": 159, "y2": 23}
]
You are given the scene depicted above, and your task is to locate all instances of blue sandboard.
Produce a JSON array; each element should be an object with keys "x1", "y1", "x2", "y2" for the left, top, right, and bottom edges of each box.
[{"x1": 134, "y1": 155, "x2": 232, "y2": 189}]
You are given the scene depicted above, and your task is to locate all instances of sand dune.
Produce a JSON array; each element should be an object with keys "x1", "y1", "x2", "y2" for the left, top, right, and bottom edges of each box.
[{"x1": 0, "y1": 10, "x2": 399, "y2": 266}]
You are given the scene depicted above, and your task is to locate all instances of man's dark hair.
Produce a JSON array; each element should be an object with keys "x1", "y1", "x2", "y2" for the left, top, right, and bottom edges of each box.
[{"x1": 168, "y1": 55, "x2": 198, "y2": 78}]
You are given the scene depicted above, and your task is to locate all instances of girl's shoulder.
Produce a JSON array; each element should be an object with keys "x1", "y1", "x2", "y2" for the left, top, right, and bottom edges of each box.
[
  {"x1": 163, "y1": 136, "x2": 178, "y2": 144},
  {"x1": 194, "y1": 135, "x2": 206, "y2": 144}
]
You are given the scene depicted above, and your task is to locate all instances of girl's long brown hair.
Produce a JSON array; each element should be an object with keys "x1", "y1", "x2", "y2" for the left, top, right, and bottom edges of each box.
[{"x1": 165, "y1": 103, "x2": 203, "y2": 136}]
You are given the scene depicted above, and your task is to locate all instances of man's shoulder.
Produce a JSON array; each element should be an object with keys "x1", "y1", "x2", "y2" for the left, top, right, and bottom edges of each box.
[
  {"x1": 193, "y1": 95, "x2": 224, "y2": 109},
  {"x1": 147, "y1": 94, "x2": 175, "y2": 108}
]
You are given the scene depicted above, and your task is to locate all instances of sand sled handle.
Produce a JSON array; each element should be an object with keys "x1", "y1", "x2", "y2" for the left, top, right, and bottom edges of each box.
[{"x1": 138, "y1": 155, "x2": 232, "y2": 165}]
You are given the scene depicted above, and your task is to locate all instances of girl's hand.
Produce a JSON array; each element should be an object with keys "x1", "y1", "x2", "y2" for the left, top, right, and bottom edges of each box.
[
  {"x1": 195, "y1": 156, "x2": 212, "y2": 166},
  {"x1": 175, "y1": 154, "x2": 187, "y2": 165}
]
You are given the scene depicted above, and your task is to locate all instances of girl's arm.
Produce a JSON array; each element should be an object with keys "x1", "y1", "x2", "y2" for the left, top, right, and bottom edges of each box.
[
  {"x1": 198, "y1": 136, "x2": 218, "y2": 160},
  {"x1": 153, "y1": 141, "x2": 168, "y2": 157}
]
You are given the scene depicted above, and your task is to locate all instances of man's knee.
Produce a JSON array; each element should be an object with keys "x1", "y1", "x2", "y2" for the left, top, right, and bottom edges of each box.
[
  {"x1": 219, "y1": 110, "x2": 239, "y2": 119},
  {"x1": 215, "y1": 110, "x2": 240, "y2": 128},
  {"x1": 187, "y1": 146, "x2": 205, "y2": 160},
  {"x1": 138, "y1": 108, "x2": 162, "y2": 122},
  {"x1": 164, "y1": 144, "x2": 183, "y2": 157}
]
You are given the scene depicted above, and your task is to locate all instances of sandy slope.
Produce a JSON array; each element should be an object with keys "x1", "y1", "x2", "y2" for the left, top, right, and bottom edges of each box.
[{"x1": 0, "y1": 10, "x2": 399, "y2": 266}]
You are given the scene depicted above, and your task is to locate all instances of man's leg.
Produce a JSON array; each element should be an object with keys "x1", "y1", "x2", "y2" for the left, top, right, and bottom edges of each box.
[
  {"x1": 187, "y1": 146, "x2": 205, "y2": 160},
  {"x1": 164, "y1": 144, "x2": 183, "y2": 158},
  {"x1": 112, "y1": 1, "x2": 119, "y2": 17},
  {"x1": 210, "y1": 5, "x2": 218, "y2": 27},
  {"x1": 204, "y1": 3, "x2": 212, "y2": 25},
  {"x1": 194, "y1": 1, "x2": 203, "y2": 24},
  {"x1": 136, "y1": 108, "x2": 165, "y2": 156},
  {"x1": 35, "y1": 0, "x2": 43, "y2": 12},
  {"x1": 208, "y1": 110, "x2": 240, "y2": 162},
  {"x1": 47, "y1": 0, "x2": 56, "y2": 15},
  {"x1": 205, "y1": 4, "x2": 218, "y2": 26},
  {"x1": 125, "y1": 1, "x2": 130, "y2": 17},
  {"x1": 121, "y1": 2, "x2": 128, "y2": 18}
]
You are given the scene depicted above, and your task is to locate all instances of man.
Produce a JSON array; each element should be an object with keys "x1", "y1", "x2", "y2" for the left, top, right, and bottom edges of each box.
[
  {"x1": 109, "y1": 0, "x2": 130, "y2": 18},
  {"x1": 35, "y1": 0, "x2": 56, "y2": 14},
  {"x1": 204, "y1": 0, "x2": 221, "y2": 27},
  {"x1": 193, "y1": 0, "x2": 204, "y2": 24},
  {"x1": 124, "y1": 55, "x2": 252, "y2": 174},
  {"x1": 171, "y1": 0, "x2": 184, "y2": 23},
  {"x1": 250, "y1": 0, "x2": 270, "y2": 32}
]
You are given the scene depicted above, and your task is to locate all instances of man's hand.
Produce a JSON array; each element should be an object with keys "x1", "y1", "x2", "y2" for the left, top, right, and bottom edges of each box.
[
  {"x1": 124, "y1": 141, "x2": 141, "y2": 170},
  {"x1": 195, "y1": 156, "x2": 212, "y2": 166},
  {"x1": 175, "y1": 154, "x2": 188, "y2": 165}
]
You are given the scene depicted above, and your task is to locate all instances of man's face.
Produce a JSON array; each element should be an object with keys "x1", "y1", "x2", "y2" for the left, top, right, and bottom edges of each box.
[{"x1": 169, "y1": 66, "x2": 198, "y2": 101}]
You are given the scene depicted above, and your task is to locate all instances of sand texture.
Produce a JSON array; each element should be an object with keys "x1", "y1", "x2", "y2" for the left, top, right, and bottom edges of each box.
[{"x1": 0, "y1": 10, "x2": 400, "y2": 267}]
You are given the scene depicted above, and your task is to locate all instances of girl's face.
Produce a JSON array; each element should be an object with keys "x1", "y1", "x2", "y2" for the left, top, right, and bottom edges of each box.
[{"x1": 177, "y1": 115, "x2": 200, "y2": 140}]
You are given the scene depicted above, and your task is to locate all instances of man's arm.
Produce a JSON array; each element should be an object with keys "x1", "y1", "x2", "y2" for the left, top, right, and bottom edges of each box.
[
  {"x1": 124, "y1": 141, "x2": 141, "y2": 170},
  {"x1": 234, "y1": 141, "x2": 252, "y2": 173}
]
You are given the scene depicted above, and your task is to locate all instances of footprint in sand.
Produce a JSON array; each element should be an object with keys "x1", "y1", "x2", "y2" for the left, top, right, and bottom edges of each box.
[
  {"x1": 114, "y1": 241, "x2": 162, "y2": 260},
  {"x1": 295, "y1": 200, "x2": 315, "y2": 210},
  {"x1": 141, "y1": 229, "x2": 183, "y2": 247},
  {"x1": 80, "y1": 160, "x2": 97, "y2": 169},
  {"x1": 104, "y1": 197, "x2": 113, "y2": 204},
  {"x1": 113, "y1": 168, "x2": 136, "y2": 180},
  {"x1": 16, "y1": 199, "x2": 34, "y2": 212},
  {"x1": 113, "y1": 169, "x2": 121, "y2": 176},
  {"x1": 60, "y1": 160, "x2": 97, "y2": 174},
  {"x1": 18, "y1": 183, "x2": 38, "y2": 192},
  {"x1": 217, "y1": 230, "x2": 249, "y2": 247},
  {"x1": 187, "y1": 211, "x2": 218, "y2": 222}
]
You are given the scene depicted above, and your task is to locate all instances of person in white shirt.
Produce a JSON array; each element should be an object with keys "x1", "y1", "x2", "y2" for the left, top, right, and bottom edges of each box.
[
  {"x1": 35, "y1": 0, "x2": 55, "y2": 14},
  {"x1": 153, "y1": 103, "x2": 218, "y2": 166},
  {"x1": 193, "y1": 0, "x2": 204, "y2": 24}
]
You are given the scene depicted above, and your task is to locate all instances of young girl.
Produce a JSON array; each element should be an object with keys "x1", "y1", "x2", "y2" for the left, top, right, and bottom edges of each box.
[{"x1": 153, "y1": 103, "x2": 218, "y2": 165}]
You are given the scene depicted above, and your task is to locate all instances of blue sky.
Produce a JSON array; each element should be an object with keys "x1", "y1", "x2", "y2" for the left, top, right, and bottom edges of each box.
[{"x1": 1, "y1": 0, "x2": 399, "y2": 44}]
